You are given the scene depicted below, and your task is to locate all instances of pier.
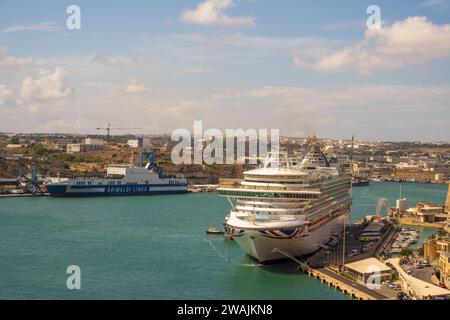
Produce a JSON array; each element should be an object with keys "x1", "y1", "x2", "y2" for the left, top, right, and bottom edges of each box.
[
  {"x1": 396, "y1": 217, "x2": 445, "y2": 229},
  {"x1": 277, "y1": 218, "x2": 408, "y2": 300},
  {"x1": 0, "y1": 193, "x2": 49, "y2": 198},
  {"x1": 277, "y1": 248, "x2": 391, "y2": 300},
  {"x1": 304, "y1": 267, "x2": 388, "y2": 300}
]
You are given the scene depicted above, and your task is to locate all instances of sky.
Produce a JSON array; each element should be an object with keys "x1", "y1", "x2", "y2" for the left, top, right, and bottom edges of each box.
[{"x1": 0, "y1": 0, "x2": 450, "y2": 141}]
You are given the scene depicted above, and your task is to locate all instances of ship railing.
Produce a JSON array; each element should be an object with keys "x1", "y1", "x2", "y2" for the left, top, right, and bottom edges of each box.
[
  {"x1": 235, "y1": 201, "x2": 307, "y2": 209},
  {"x1": 237, "y1": 185, "x2": 313, "y2": 192},
  {"x1": 236, "y1": 212, "x2": 304, "y2": 222},
  {"x1": 218, "y1": 179, "x2": 243, "y2": 187},
  {"x1": 224, "y1": 185, "x2": 324, "y2": 195}
]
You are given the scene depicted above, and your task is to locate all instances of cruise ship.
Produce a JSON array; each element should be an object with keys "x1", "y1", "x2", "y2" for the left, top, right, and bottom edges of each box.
[
  {"x1": 45, "y1": 152, "x2": 188, "y2": 197},
  {"x1": 217, "y1": 142, "x2": 352, "y2": 263}
]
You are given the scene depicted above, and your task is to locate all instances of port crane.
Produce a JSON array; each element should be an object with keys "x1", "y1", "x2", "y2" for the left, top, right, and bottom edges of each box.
[
  {"x1": 19, "y1": 167, "x2": 44, "y2": 194},
  {"x1": 96, "y1": 123, "x2": 142, "y2": 140}
]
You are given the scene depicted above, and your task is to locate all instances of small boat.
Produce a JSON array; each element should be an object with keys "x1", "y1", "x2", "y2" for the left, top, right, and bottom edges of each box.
[
  {"x1": 206, "y1": 227, "x2": 224, "y2": 235},
  {"x1": 352, "y1": 176, "x2": 370, "y2": 187}
]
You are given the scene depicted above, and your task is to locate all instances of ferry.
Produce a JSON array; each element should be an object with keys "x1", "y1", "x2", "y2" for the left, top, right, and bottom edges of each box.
[
  {"x1": 218, "y1": 140, "x2": 352, "y2": 264},
  {"x1": 45, "y1": 152, "x2": 188, "y2": 197}
]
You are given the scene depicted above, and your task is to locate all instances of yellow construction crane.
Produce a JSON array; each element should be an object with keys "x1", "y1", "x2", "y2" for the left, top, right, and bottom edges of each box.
[{"x1": 96, "y1": 123, "x2": 142, "y2": 139}]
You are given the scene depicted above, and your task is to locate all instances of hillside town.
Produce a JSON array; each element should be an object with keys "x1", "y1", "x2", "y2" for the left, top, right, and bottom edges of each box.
[{"x1": 1, "y1": 132, "x2": 449, "y2": 188}]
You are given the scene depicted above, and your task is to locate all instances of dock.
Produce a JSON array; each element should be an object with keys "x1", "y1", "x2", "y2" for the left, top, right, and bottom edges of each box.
[
  {"x1": 277, "y1": 219, "x2": 410, "y2": 300},
  {"x1": 276, "y1": 249, "x2": 389, "y2": 300},
  {"x1": 0, "y1": 193, "x2": 49, "y2": 198},
  {"x1": 396, "y1": 217, "x2": 444, "y2": 229},
  {"x1": 276, "y1": 216, "x2": 449, "y2": 300},
  {"x1": 305, "y1": 267, "x2": 388, "y2": 300}
]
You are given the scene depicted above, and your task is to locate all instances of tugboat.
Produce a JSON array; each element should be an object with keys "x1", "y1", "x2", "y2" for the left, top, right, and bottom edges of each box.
[
  {"x1": 206, "y1": 227, "x2": 225, "y2": 235},
  {"x1": 352, "y1": 175, "x2": 370, "y2": 187}
]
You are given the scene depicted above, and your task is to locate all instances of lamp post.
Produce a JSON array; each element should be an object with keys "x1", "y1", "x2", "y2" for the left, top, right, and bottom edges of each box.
[{"x1": 342, "y1": 217, "x2": 346, "y2": 267}]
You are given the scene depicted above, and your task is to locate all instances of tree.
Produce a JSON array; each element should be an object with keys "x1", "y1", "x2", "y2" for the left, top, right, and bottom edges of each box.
[
  {"x1": 32, "y1": 144, "x2": 49, "y2": 157},
  {"x1": 437, "y1": 228, "x2": 448, "y2": 237},
  {"x1": 400, "y1": 248, "x2": 413, "y2": 257},
  {"x1": 9, "y1": 137, "x2": 20, "y2": 144},
  {"x1": 417, "y1": 247, "x2": 424, "y2": 257}
]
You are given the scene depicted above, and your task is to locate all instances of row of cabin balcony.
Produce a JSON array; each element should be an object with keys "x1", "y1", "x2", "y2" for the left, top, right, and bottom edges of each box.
[
  {"x1": 224, "y1": 184, "x2": 322, "y2": 193},
  {"x1": 217, "y1": 189, "x2": 320, "y2": 199}
]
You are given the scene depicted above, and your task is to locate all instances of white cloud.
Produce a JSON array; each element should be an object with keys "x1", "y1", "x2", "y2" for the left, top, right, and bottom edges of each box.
[
  {"x1": 321, "y1": 20, "x2": 365, "y2": 31},
  {"x1": 294, "y1": 16, "x2": 450, "y2": 74},
  {"x1": 422, "y1": 0, "x2": 450, "y2": 9},
  {"x1": 0, "y1": 47, "x2": 35, "y2": 69},
  {"x1": 19, "y1": 67, "x2": 73, "y2": 103},
  {"x1": 1, "y1": 21, "x2": 61, "y2": 33},
  {"x1": 182, "y1": 0, "x2": 255, "y2": 27},
  {"x1": 125, "y1": 79, "x2": 147, "y2": 93},
  {"x1": 176, "y1": 67, "x2": 211, "y2": 75},
  {"x1": 0, "y1": 85, "x2": 12, "y2": 106},
  {"x1": 2, "y1": 80, "x2": 449, "y2": 140},
  {"x1": 91, "y1": 53, "x2": 134, "y2": 67}
]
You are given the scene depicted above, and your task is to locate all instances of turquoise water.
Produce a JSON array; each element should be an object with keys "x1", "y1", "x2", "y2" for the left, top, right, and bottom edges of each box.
[{"x1": 0, "y1": 182, "x2": 447, "y2": 300}]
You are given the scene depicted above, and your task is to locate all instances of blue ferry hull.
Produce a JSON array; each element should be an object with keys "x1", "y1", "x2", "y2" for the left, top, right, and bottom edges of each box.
[{"x1": 46, "y1": 184, "x2": 189, "y2": 198}]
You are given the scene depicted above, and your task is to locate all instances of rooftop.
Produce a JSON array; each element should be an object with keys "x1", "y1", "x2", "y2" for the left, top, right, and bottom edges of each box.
[
  {"x1": 363, "y1": 222, "x2": 385, "y2": 233},
  {"x1": 418, "y1": 201, "x2": 443, "y2": 208},
  {"x1": 345, "y1": 258, "x2": 392, "y2": 274}
]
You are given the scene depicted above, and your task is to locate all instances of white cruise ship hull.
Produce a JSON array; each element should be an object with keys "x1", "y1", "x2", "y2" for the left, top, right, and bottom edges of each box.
[{"x1": 228, "y1": 213, "x2": 347, "y2": 264}]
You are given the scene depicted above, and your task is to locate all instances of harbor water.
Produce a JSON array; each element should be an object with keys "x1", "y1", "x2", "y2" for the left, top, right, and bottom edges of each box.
[{"x1": 0, "y1": 182, "x2": 447, "y2": 299}]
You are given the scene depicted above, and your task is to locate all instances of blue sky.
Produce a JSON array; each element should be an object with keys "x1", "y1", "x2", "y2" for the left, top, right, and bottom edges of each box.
[{"x1": 0, "y1": 0, "x2": 450, "y2": 140}]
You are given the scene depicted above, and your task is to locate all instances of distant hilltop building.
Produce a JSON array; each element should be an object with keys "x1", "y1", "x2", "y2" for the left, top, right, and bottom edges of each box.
[
  {"x1": 435, "y1": 173, "x2": 445, "y2": 183},
  {"x1": 67, "y1": 138, "x2": 105, "y2": 154},
  {"x1": 127, "y1": 137, "x2": 151, "y2": 149},
  {"x1": 6, "y1": 144, "x2": 24, "y2": 149},
  {"x1": 407, "y1": 201, "x2": 447, "y2": 223},
  {"x1": 44, "y1": 136, "x2": 79, "y2": 150},
  {"x1": 390, "y1": 198, "x2": 449, "y2": 224},
  {"x1": 83, "y1": 138, "x2": 105, "y2": 146}
]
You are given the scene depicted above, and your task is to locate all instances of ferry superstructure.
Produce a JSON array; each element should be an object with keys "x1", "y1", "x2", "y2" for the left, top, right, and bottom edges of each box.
[
  {"x1": 45, "y1": 152, "x2": 188, "y2": 197},
  {"x1": 217, "y1": 143, "x2": 352, "y2": 263}
]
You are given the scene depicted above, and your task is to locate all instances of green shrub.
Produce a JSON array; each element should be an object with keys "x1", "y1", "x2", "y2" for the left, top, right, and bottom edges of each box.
[{"x1": 32, "y1": 144, "x2": 49, "y2": 157}]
